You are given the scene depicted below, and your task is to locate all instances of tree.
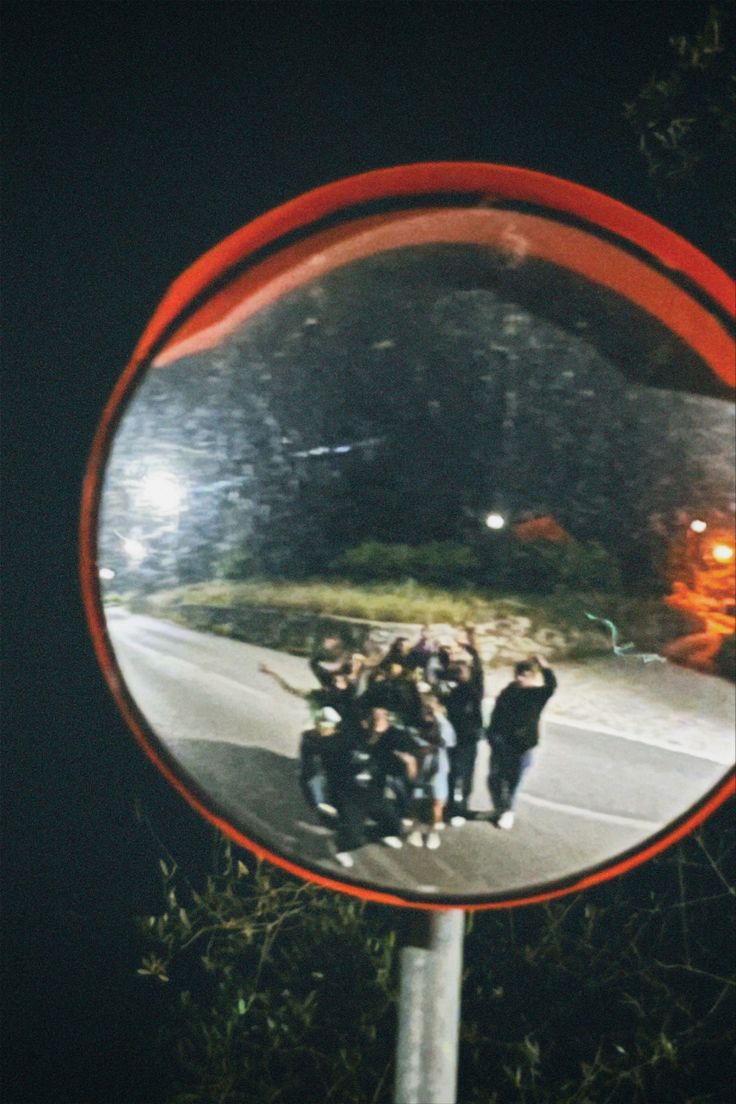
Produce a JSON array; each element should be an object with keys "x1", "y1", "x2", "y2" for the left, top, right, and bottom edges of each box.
[{"x1": 625, "y1": 2, "x2": 736, "y2": 257}]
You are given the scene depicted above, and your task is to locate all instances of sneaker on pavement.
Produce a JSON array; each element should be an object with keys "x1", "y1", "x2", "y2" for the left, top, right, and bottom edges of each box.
[
  {"x1": 426, "y1": 831, "x2": 441, "y2": 850},
  {"x1": 407, "y1": 830, "x2": 424, "y2": 848},
  {"x1": 497, "y1": 811, "x2": 515, "y2": 830},
  {"x1": 317, "y1": 802, "x2": 338, "y2": 818},
  {"x1": 401, "y1": 818, "x2": 414, "y2": 829},
  {"x1": 335, "y1": 851, "x2": 354, "y2": 868},
  {"x1": 450, "y1": 815, "x2": 467, "y2": 827},
  {"x1": 381, "y1": 835, "x2": 403, "y2": 849}
]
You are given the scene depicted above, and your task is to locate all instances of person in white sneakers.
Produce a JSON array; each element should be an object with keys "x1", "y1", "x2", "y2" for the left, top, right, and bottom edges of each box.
[
  {"x1": 298, "y1": 707, "x2": 346, "y2": 818},
  {"x1": 332, "y1": 707, "x2": 415, "y2": 868},
  {"x1": 486, "y1": 655, "x2": 557, "y2": 830},
  {"x1": 406, "y1": 703, "x2": 455, "y2": 851}
]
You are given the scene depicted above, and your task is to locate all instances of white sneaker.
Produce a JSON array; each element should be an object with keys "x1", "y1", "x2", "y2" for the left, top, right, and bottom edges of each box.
[
  {"x1": 408, "y1": 830, "x2": 424, "y2": 847},
  {"x1": 450, "y1": 815, "x2": 467, "y2": 827},
  {"x1": 317, "y1": 802, "x2": 338, "y2": 818},
  {"x1": 401, "y1": 818, "x2": 414, "y2": 828},
  {"x1": 426, "y1": 831, "x2": 441, "y2": 850},
  {"x1": 497, "y1": 811, "x2": 515, "y2": 830},
  {"x1": 335, "y1": 851, "x2": 354, "y2": 868},
  {"x1": 381, "y1": 835, "x2": 403, "y2": 849}
]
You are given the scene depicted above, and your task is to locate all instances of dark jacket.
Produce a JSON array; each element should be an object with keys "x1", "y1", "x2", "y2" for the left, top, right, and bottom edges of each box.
[
  {"x1": 299, "y1": 727, "x2": 352, "y2": 786},
  {"x1": 309, "y1": 682, "x2": 360, "y2": 728},
  {"x1": 344, "y1": 725, "x2": 415, "y2": 793},
  {"x1": 360, "y1": 675, "x2": 423, "y2": 728},
  {"x1": 445, "y1": 680, "x2": 483, "y2": 744},
  {"x1": 487, "y1": 668, "x2": 557, "y2": 754},
  {"x1": 309, "y1": 642, "x2": 346, "y2": 687}
]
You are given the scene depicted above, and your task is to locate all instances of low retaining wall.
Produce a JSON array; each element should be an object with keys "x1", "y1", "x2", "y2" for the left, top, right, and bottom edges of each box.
[{"x1": 133, "y1": 599, "x2": 618, "y2": 665}]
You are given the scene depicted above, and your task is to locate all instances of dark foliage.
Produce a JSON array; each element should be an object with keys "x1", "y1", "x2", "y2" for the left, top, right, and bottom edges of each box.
[
  {"x1": 138, "y1": 800, "x2": 735, "y2": 1103},
  {"x1": 625, "y1": 1, "x2": 736, "y2": 250}
]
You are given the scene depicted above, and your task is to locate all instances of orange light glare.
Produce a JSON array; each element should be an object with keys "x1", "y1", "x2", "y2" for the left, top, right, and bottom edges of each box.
[{"x1": 711, "y1": 543, "x2": 735, "y2": 563}]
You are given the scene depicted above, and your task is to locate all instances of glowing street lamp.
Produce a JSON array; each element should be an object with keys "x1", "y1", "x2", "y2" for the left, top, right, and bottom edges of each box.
[
  {"x1": 138, "y1": 470, "x2": 185, "y2": 514},
  {"x1": 689, "y1": 519, "x2": 707, "y2": 533},
  {"x1": 99, "y1": 567, "x2": 116, "y2": 581},
  {"x1": 122, "y1": 537, "x2": 146, "y2": 563},
  {"x1": 711, "y1": 543, "x2": 734, "y2": 564},
  {"x1": 485, "y1": 512, "x2": 506, "y2": 530}
]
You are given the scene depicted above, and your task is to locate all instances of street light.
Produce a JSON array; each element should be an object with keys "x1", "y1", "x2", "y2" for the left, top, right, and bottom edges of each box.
[
  {"x1": 711, "y1": 542, "x2": 734, "y2": 564},
  {"x1": 122, "y1": 537, "x2": 146, "y2": 563},
  {"x1": 99, "y1": 567, "x2": 116, "y2": 581},
  {"x1": 485, "y1": 512, "x2": 506, "y2": 530},
  {"x1": 690, "y1": 518, "x2": 707, "y2": 533},
  {"x1": 138, "y1": 470, "x2": 185, "y2": 514}
]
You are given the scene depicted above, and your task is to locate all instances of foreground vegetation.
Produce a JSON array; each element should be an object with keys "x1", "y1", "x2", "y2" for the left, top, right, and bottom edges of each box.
[{"x1": 138, "y1": 802, "x2": 735, "y2": 1104}]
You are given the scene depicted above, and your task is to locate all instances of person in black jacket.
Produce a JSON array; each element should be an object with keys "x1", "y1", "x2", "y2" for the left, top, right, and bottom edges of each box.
[
  {"x1": 309, "y1": 633, "x2": 347, "y2": 687},
  {"x1": 486, "y1": 655, "x2": 556, "y2": 830},
  {"x1": 332, "y1": 706, "x2": 414, "y2": 868},
  {"x1": 443, "y1": 656, "x2": 484, "y2": 824},
  {"x1": 259, "y1": 662, "x2": 361, "y2": 729},
  {"x1": 298, "y1": 706, "x2": 348, "y2": 816},
  {"x1": 360, "y1": 662, "x2": 424, "y2": 729}
]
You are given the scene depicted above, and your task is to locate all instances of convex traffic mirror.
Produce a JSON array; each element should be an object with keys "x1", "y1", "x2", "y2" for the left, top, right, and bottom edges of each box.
[{"x1": 82, "y1": 164, "x2": 735, "y2": 909}]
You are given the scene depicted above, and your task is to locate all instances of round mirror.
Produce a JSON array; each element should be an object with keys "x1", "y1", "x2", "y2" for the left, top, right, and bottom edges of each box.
[{"x1": 82, "y1": 164, "x2": 735, "y2": 907}]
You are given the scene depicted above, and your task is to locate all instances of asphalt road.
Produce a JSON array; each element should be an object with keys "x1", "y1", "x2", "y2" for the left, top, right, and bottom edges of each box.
[{"x1": 105, "y1": 609, "x2": 728, "y2": 900}]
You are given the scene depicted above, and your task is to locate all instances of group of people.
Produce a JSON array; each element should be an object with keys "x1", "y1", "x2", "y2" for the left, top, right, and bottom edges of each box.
[{"x1": 260, "y1": 626, "x2": 556, "y2": 869}]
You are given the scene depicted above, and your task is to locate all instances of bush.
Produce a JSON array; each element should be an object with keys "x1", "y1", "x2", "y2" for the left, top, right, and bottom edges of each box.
[
  {"x1": 137, "y1": 844, "x2": 398, "y2": 1104},
  {"x1": 138, "y1": 801, "x2": 736, "y2": 1104},
  {"x1": 496, "y1": 539, "x2": 623, "y2": 595},
  {"x1": 330, "y1": 541, "x2": 481, "y2": 587}
]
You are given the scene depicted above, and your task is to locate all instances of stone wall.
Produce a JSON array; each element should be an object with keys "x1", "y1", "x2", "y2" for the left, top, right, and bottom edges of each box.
[{"x1": 136, "y1": 599, "x2": 613, "y2": 665}]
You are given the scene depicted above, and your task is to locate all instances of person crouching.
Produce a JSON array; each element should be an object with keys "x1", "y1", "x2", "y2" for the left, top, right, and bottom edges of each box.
[
  {"x1": 331, "y1": 707, "x2": 414, "y2": 868},
  {"x1": 298, "y1": 706, "x2": 346, "y2": 818}
]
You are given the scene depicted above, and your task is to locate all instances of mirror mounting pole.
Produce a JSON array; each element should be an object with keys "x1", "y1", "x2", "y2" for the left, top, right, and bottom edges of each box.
[{"x1": 394, "y1": 908, "x2": 465, "y2": 1104}]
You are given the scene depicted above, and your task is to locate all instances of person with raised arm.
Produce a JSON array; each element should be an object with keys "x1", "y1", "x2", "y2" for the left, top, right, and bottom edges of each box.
[{"x1": 486, "y1": 654, "x2": 556, "y2": 830}]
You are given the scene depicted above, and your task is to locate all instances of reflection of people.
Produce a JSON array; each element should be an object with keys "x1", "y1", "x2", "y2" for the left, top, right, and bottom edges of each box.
[
  {"x1": 360, "y1": 661, "x2": 424, "y2": 728},
  {"x1": 259, "y1": 663, "x2": 360, "y2": 726},
  {"x1": 406, "y1": 703, "x2": 455, "y2": 850},
  {"x1": 332, "y1": 707, "x2": 412, "y2": 868},
  {"x1": 442, "y1": 646, "x2": 484, "y2": 825},
  {"x1": 309, "y1": 633, "x2": 347, "y2": 687},
  {"x1": 298, "y1": 707, "x2": 345, "y2": 816},
  {"x1": 486, "y1": 655, "x2": 556, "y2": 830}
]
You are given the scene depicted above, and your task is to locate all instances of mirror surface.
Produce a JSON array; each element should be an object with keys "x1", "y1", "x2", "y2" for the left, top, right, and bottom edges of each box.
[{"x1": 97, "y1": 218, "x2": 735, "y2": 901}]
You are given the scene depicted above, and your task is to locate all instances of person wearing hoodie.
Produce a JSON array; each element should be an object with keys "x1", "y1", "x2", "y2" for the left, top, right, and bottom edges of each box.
[
  {"x1": 486, "y1": 655, "x2": 557, "y2": 830},
  {"x1": 298, "y1": 706, "x2": 348, "y2": 817}
]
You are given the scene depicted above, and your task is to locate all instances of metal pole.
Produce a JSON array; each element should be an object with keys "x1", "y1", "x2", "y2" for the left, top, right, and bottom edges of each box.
[{"x1": 393, "y1": 909, "x2": 465, "y2": 1104}]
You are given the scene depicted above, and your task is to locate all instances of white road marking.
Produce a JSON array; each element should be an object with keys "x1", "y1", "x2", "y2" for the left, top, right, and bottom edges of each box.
[
  {"x1": 546, "y1": 716, "x2": 733, "y2": 766},
  {"x1": 520, "y1": 792, "x2": 659, "y2": 829},
  {"x1": 112, "y1": 632, "x2": 271, "y2": 699}
]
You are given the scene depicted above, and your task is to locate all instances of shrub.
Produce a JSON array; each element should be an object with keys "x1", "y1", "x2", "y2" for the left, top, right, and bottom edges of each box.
[
  {"x1": 496, "y1": 539, "x2": 623, "y2": 595},
  {"x1": 138, "y1": 801, "x2": 736, "y2": 1104}
]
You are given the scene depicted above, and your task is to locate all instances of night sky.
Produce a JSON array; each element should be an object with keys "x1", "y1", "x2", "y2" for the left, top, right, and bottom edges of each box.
[{"x1": 2, "y1": 2, "x2": 731, "y2": 1102}]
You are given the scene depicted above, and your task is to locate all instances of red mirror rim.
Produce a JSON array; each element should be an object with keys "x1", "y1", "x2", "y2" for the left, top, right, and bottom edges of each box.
[{"x1": 80, "y1": 162, "x2": 735, "y2": 910}]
